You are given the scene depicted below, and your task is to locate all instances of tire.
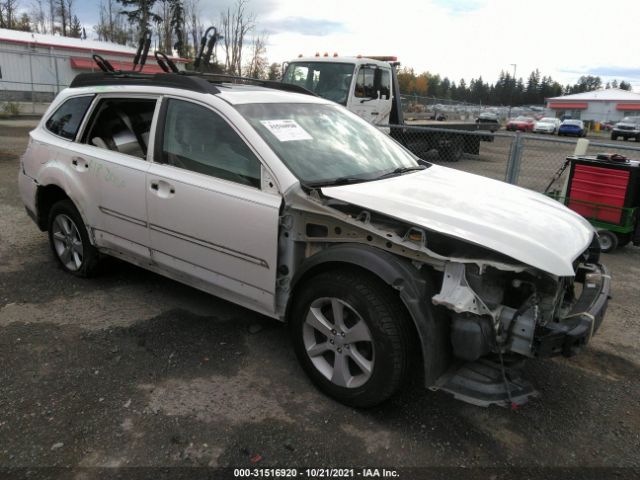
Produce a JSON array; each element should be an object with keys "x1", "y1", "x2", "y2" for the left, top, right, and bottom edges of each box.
[
  {"x1": 290, "y1": 269, "x2": 414, "y2": 408},
  {"x1": 615, "y1": 233, "x2": 632, "y2": 248},
  {"x1": 48, "y1": 199, "x2": 99, "y2": 277},
  {"x1": 611, "y1": 134, "x2": 617, "y2": 141},
  {"x1": 597, "y1": 230, "x2": 618, "y2": 253},
  {"x1": 448, "y1": 139, "x2": 464, "y2": 162}
]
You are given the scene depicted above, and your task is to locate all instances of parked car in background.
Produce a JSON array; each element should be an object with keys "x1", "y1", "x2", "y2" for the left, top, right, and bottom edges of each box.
[
  {"x1": 611, "y1": 116, "x2": 640, "y2": 141},
  {"x1": 505, "y1": 116, "x2": 536, "y2": 132},
  {"x1": 533, "y1": 117, "x2": 561, "y2": 134},
  {"x1": 558, "y1": 119, "x2": 587, "y2": 137},
  {"x1": 475, "y1": 112, "x2": 500, "y2": 132},
  {"x1": 601, "y1": 121, "x2": 616, "y2": 132}
]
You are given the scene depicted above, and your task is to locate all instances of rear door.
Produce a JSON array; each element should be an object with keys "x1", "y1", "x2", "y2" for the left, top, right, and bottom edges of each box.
[
  {"x1": 72, "y1": 95, "x2": 159, "y2": 259},
  {"x1": 146, "y1": 96, "x2": 281, "y2": 315}
]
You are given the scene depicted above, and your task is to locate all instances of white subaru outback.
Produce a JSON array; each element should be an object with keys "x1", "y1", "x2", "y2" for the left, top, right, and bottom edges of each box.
[{"x1": 18, "y1": 71, "x2": 610, "y2": 408}]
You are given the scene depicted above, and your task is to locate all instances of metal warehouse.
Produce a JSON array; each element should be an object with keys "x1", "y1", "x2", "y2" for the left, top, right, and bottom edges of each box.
[
  {"x1": 0, "y1": 28, "x2": 186, "y2": 103},
  {"x1": 545, "y1": 88, "x2": 640, "y2": 123}
]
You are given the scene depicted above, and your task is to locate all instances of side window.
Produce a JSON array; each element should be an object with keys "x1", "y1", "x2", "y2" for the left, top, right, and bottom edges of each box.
[
  {"x1": 354, "y1": 67, "x2": 376, "y2": 98},
  {"x1": 45, "y1": 96, "x2": 93, "y2": 140},
  {"x1": 83, "y1": 98, "x2": 157, "y2": 159},
  {"x1": 159, "y1": 99, "x2": 261, "y2": 188},
  {"x1": 380, "y1": 70, "x2": 391, "y2": 100}
]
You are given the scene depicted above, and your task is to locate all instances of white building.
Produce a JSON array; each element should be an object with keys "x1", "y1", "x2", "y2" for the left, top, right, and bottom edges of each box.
[
  {"x1": 545, "y1": 88, "x2": 640, "y2": 122},
  {"x1": 0, "y1": 28, "x2": 186, "y2": 103}
]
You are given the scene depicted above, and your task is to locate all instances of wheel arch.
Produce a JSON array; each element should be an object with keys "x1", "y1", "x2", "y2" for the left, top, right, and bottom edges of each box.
[
  {"x1": 36, "y1": 183, "x2": 70, "y2": 231},
  {"x1": 36, "y1": 184, "x2": 92, "y2": 244},
  {"x1": 286, "y1": 244, "x2": 451, "y2": 386}
]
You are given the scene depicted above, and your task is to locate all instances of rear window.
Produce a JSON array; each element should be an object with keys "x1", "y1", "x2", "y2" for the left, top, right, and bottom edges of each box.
[{"x1": 45, "y1": 95, "x2": 94, "y2": 140}]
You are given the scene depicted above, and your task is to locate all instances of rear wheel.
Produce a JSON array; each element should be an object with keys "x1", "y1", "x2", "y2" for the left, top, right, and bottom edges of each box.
[
  {"x1": 597, "y1": 230, "x2": 618, "y2": 253},
  {"x1": 48, "y1": 199, "x2": 99, "y2": 276},
  {"x1": 290, "y1": 269, "x2": 414, "y2": 407},
  {"x1": 611, "y1": 134, "x2": 618, "y2": 141}
]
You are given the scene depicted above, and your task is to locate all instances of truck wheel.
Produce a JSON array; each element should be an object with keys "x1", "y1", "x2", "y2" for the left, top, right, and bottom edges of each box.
[
  {"x1": 48, "y1": 199, "x2": 99, "y2": 277},
  {"x1": 615, "y1": 233, "x2": 632, "y2": 248},
  {"x1": 597, "y1": 230, "x2": 618, "y2": 253},
  {"x1": 611, "y1": 134, "x2": 617, "y2": 141},
  {"x1": 445, "y1": 138, "x2": 464, "y2": 162},
  {"x1": 290, "y1": 269, "x2": 413, "y2": 408}
]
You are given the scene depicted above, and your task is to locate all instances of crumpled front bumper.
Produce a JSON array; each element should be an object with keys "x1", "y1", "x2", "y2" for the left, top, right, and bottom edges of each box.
[{"x1": 535, "y1": 263, "x2": 611, "y2": 357}]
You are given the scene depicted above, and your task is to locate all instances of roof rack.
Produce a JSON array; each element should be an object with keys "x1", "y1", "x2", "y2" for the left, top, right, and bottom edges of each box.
[
  {"x1": 73, "y1": 61, "x2": 315, "y2": 98},
  {"x1": 69, "y1": 71, "x2": 218, "y2": 94},
  {"x1": 74, "y1": 27, "x2": 316, "y2": 98}
]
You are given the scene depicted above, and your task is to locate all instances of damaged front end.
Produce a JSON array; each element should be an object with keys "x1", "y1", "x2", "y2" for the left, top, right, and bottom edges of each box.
[
  {"x1": 431, "y1": 237, "x2": 610, "y2": 407},
  {"x1": 278, "y1": 184, "x2": 610, "y2": 408}
]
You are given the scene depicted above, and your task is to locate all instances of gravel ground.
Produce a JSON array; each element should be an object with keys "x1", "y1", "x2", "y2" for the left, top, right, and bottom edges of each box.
[{"x1": 0, "y1": 120, "x2": 639, "y2": 477}]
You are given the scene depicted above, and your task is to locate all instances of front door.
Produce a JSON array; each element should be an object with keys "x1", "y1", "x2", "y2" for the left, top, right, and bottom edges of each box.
[
  {"x1": 348, "y1": 65, "x2": 393, "y2": 125},
  {"x1": 147, "y1": 97, "x2": 281, "y2": 314}
]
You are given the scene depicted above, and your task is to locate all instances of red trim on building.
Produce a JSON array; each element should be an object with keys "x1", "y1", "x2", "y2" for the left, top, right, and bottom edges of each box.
[
  {"x1": 616, "y1": 103, "x2": 640, "y2": 111},
  {"x1": 548, "y1": 102, "x2": 588, "y2": 109},
  {"x1": 70, "y1": 57, "x2": 166, "y2": 74},
  {"x1": 0, "y1": 35, "x2": 188, "y2": 62}
]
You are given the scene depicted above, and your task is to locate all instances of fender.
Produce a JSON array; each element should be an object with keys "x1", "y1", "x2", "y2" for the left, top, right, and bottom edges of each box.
[
  {"x1": 36, "y1": 162, "x2": 96, "y2": 243},
  {"x1": 289, "y1": 244, "x2": 451, "y2": 385}
]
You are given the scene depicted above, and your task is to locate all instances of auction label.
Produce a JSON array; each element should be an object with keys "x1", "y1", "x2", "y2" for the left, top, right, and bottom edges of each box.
[
  {"x1": 260, "y1": 119, "x2": 313, "y2": 142},
  {"x1": 234, "y1": 468, "x2": 399, "y2": 478}
]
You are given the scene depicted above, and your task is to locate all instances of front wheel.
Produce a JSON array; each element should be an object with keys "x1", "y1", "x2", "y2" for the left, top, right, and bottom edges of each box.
[
  {"x1": 48, "y1": 199, "x2": 99, "y2": 276},
  {"x1": 597, "y1": 230, "x2": 618, "y2": 253},
  {"x1": 290, "y1": 270, "x2": 414, "y2": 407}
]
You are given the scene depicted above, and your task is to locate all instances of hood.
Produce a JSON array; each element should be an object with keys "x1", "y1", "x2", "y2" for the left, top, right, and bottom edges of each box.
[{"x1": 321, "y1": 166, "x2": 594, "y2": 276}]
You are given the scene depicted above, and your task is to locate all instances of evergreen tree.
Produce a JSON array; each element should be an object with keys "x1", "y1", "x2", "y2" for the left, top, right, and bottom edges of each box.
[
  {"x1": 117, "y1": 0, "x2": 162, "y2": 37},
  {"x1": 69, "y1": 14, "x2": 82, "y2": 37}
]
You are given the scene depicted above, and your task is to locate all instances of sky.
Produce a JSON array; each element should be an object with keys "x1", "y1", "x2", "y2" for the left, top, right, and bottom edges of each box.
[{"x1": 70, "y1": 0, "x2": 640, "y2": 90}]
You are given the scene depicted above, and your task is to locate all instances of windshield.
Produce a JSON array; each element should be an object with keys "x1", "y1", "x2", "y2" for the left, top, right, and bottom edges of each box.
[
  {"x1": 282, "y1": 62, "x2": 355, "y2": 106},
  {"x1": 621, "y1": 117, "x2": 640, "y2": 123},
  {"x1": 235, "y1": 103, "x2": 418, "y2": 185},
  {"x1": 514, "y1": 116, "x2": 532, "y2": 121},
  {"x1": 563, "y1": 120, "x2": 581, "y2": 126},
  {"x1": 539, "y1": 118, "x2": 556, "y2": 123}
]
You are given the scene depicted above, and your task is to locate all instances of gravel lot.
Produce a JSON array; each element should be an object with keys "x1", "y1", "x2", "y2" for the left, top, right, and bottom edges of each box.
[{"x1": 1, "y1": 119, "x2": 639, "y2": 476}]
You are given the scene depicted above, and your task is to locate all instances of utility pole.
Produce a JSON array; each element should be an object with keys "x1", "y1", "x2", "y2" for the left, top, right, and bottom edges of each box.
[{"x1": 508, "y1": 63, "x2": 517, "y2": 119}]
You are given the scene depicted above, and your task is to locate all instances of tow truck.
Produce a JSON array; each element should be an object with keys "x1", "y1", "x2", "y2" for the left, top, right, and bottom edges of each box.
[{"x1": 282, "y1": 54, "x2": 498, "y2": 161}]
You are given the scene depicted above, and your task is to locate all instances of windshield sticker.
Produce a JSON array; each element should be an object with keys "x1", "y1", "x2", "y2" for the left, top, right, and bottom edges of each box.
[{"x1": 260, "y1": 119, "x2": 313, "y2": 142}]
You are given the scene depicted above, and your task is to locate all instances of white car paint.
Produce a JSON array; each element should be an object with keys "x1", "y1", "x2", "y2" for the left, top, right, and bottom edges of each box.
[
  {"x1": 533, "y1": 117, "x2": 561, "y2": 134},
  {"x1": 322, "y1": 165, "x2": 594, "y2": 277}
]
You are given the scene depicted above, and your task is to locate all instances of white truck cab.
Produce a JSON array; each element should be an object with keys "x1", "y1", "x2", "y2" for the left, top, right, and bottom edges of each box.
[{"x1": 282, "y1": 55, "x2": 395, "y2": 125}]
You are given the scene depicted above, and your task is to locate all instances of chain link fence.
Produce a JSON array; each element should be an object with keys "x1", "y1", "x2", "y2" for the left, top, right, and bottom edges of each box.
[{"x1": 384, "y1": 124, "x2": 640, "y2": 193}]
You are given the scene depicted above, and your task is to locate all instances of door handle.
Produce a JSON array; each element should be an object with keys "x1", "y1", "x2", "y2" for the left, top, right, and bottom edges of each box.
[
  {"x1": 71, "y1": 156, "x2": 88, "y2": 170},
  {"x1": 371, "y1": 112, "x2": 379, "y2": 115},
  {"x1": 150, "y1": 180, "x2": 175, "y2": 197}
]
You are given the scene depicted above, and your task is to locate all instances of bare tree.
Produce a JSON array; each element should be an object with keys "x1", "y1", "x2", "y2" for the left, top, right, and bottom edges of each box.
[
  {"x1": 220, "y1": 0, "x2": 255, "y2": 75},
  {"x1": 56, "y1": 0, "x2": 67, "y2": 35},
  {"x1": 0, "y1": 0, "x2": 19, "y2": 29},
  {"x1": 30, "y1": 0, "x2": 47, "y2": 33},
  {"x1": 95, "y1": 0, "x2": 130, "y2": 44},
  {"x1": 184, "y1": 0, "x2": 202, "y2": 58},
  {"x1": 244, "y1": 32, "x2": 267, "y2": 79},
  {"x1": 154, "y1": 0, "x2": 171, "y2": 52},
  {"x1": 47, "y1": 0, "x2": 54, "y2": 33}
]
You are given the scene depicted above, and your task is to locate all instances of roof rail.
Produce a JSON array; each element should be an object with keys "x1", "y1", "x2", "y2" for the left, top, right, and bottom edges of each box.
[
  {"x1": 178, "y1": 71, "x2": 316, "y2": 96},
  {"x1": 69, "y1": 71, "x2": 218, "y2": 94}
]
